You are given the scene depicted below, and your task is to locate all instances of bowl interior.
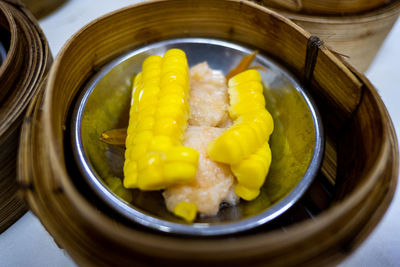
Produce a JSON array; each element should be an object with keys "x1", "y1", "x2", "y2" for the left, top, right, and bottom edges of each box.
[{"x1": 72, "y1": 38, "x2": 323, "y2": 235}]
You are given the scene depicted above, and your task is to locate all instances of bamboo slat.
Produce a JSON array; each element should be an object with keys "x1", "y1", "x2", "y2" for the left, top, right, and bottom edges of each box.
[
  {"x1": 0, "y1": 0, "x2": 51, "y2": 233},
  {"x1": 18, "y1": 0, "x2": 398, "y2": 265}
]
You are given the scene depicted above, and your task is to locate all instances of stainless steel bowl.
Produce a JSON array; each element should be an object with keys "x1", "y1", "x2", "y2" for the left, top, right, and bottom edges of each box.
[{"x1": 72, "y1": 38, "x2": 324, "y2": 236}]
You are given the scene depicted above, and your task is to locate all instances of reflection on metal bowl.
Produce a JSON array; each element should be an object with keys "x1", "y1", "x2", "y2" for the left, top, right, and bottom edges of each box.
[{"x1": 0, "y1": 41, "x2": 6, "y2": 66}]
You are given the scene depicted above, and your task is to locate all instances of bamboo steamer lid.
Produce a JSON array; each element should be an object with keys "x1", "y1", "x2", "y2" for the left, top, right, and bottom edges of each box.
[
  {"x1": 0, "y1": 0, "x2": 51, "y2": 233},
  {"x1": 265, "y1": 0, "x2": 388, "y2": 15},
  {"x1": 18, "y1": 0, "x2": 398, "y2": 265},
  {"x1": 260, "y1": 0, "x2": 400, "y2": 72}
]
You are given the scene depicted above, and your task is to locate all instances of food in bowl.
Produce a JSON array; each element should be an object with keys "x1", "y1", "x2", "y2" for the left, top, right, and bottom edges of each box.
[
  {"x1": 73, "y1": 38, "x2": 323, "y2": 235},
  {"x1": 120, "y1": 48, "x2": 273, "y2": 221}
]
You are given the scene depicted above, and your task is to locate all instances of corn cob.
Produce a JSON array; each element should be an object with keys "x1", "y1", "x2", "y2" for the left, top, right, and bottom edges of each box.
[
  {"x1": 207, "y1": 69, "x2": 273, "y2": 201},
  {"x1": 123, "y1": 49, "x2": 199, "y2": 191}
]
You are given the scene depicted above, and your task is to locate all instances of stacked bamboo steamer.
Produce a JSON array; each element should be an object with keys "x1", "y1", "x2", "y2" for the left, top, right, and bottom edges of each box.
[
  {"x1": 0, "y1": 0, "x2": 51, "y2": 233},
  {"x1": 20, "y1": 0, "x2": 66, "y2": 19},
  {"x1": 265, "y1": 0, "x2": 389, "y2": 14},
  {"x1": 259, "y1": 0, "x2": 400, "y2": 72},
  {"x1": 18, "y1": 0, "x2": 398, "y2": 265}
]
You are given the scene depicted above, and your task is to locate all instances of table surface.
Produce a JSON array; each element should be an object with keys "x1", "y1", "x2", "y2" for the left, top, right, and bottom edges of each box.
[{"x1": 1, "y1": 0, "x2": 400, "y2": 266}]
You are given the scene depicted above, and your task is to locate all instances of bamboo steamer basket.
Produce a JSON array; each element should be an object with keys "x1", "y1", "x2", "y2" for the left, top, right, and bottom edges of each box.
[
  {"x1": 18, "y1": 0, "x2": 398, "y2": 266},
  {"x1": 20, "y1": 0, "x2": 66, "y2": 19},
  {"x1": 259, "y1": 0, "x2": 400, "y2": 72},
  {"x1": 265, "y1": 0, "x2": 388, "y2": 15},
  {"x1": 0, "y1": 0, "x2": 51, "y2": 233}
]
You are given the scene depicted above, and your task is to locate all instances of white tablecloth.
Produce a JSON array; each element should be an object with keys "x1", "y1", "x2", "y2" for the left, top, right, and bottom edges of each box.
[{"x1": 1, "y1": 0, "x2": 399, "y2": 266}]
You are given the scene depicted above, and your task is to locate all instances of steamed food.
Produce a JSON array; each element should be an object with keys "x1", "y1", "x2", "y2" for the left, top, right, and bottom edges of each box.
[
  {"x1": 188, "y1": 62, "x2": 231, "y2": 127},
  {"x1": 163, "y1": 126, "x2": 239, "y2": 217},
  {"x1": 123, "y1": 49, "x2": 273, "y2": 222}
]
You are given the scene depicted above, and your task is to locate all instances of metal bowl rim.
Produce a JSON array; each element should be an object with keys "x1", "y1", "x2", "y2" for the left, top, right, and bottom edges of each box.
[{"x1": 71, "y1": 37, "x2": 324, "y2": 236}]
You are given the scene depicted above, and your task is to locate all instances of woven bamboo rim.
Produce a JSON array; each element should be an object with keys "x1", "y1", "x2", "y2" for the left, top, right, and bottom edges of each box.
[
  {"x1": 260, "y1": 0, "x2": 400, "y2": 72},
  {"x1": 18, "y1": 0, "x2": 398, "y2": 265},
  {"x1": 20, "y1": 0, "x2": 66, "y2": 19},
  {"x1": 265, "y1": 0, "x2": 388, "y2": 15},
  {"x1": 0, "y1": 0, "x2": 51, "y2": 233}
]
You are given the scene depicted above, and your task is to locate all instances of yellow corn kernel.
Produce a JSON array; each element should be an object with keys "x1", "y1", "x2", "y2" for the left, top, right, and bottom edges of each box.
[
  {"x1": 136, "y1": 150, "x2": 161, "y2": 170},
  {"x1": 136, "y1": 153, "x2": 164, "y2": 190},
  {"x1": 124, "y1": 49, "x2": 199, "y2": 191},
  {"x1": 158, "y1": 83, "x2": 187, "y2": 98},
  {"x1": 207, "y1": 118, "x2": 267, "y2": 164},
  {"x1": 164, "y1": 48, "x2": 187, "y2": 58},
  {"x1": 133, "y1": 130, "x2": 153, "y2": 145},
  {"x1": 160, "y1": 71, "x2": 188, "y2": 89},
  {"x1": 228, "y1": 89, "x2": 266, "y2": 119},
  {"x1": 158, "y1": 93, "x2": 187, "y2": 107},
  {"x1": 142, "y1": 54, "x2": 162, "y2": 68},
  {"x1": 165, "y1": 146, "x2": 199, "y2": 163},
  {"x1": 135, "y1": 104, "x2": 157, "y2": 117},
  {"x1": 161, "y1": 63, "x2": 188, "y2": 79},
  {"x1": 229, "y1": 103, "x2": 262, "y2": 120},
  {"x1": 125, "y1": 132, "x2": 135, "y2": 146},
  {"x1": 134, "y1": 116, "x2": 156, "y2": 132},
  {"x1": 131, "y1": 73, "x2": 143, "y2": 109},
  {"x1": 242, "y1": 121, "x2": 265, "y2": 145},
  {"x1": 150, "y1": 135, "x2": 174, "y2": 153},
  {"x1": 130, "y1": 142, "x2": 149, "y2": 160},
  {"x1": 229, "y1": 90, "x2": 266, "y2": 106},
  {"x1": 156, "y1": 105, "x2": 187, "y2": 125},
  {"x1": 228, "y1": 69, "x2": 261, "y2": 87},
  {"x1": 232, "y1": 80, "x2": 263, "y2": 94},
  {"x1": 173, "y1": 201, "x2": 197, "y2": 222},
  {"x1": 142, "y1": 70, "x2": 161, "y2": 84},
  {"x1": 207, "y1": 134, "x2": 242, "y2": 164},
  {"x1": 139, "y1": 85, "x2": 160, "y2": 99},
  {"x1": 164, "y1": 146, "x2": 199, "y2": 184},
  {"x1": 234, "y1": 184, "x2": 260, "y2": 201},
  {"x1": 137, "y1": 168, "x2": 164, "y2": 190},
  {"x1": 123, "y1": 159, "x2": 137, "y2": 188},
  {"x1": 240, "y1": 110, "x2": 274, "y2": 136},
  {"x1": 137, "y1": 99, "x2": 158, "y2": 113},
  {"x1": 154, "y1": 117, "x2": 184, "y2": 138},
  {"x1": 164, "y1": 163, "x2": 197, "y2": 184},
  {"x1": 231, "y1": 142, "x2": 271, "y2": 191}
]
